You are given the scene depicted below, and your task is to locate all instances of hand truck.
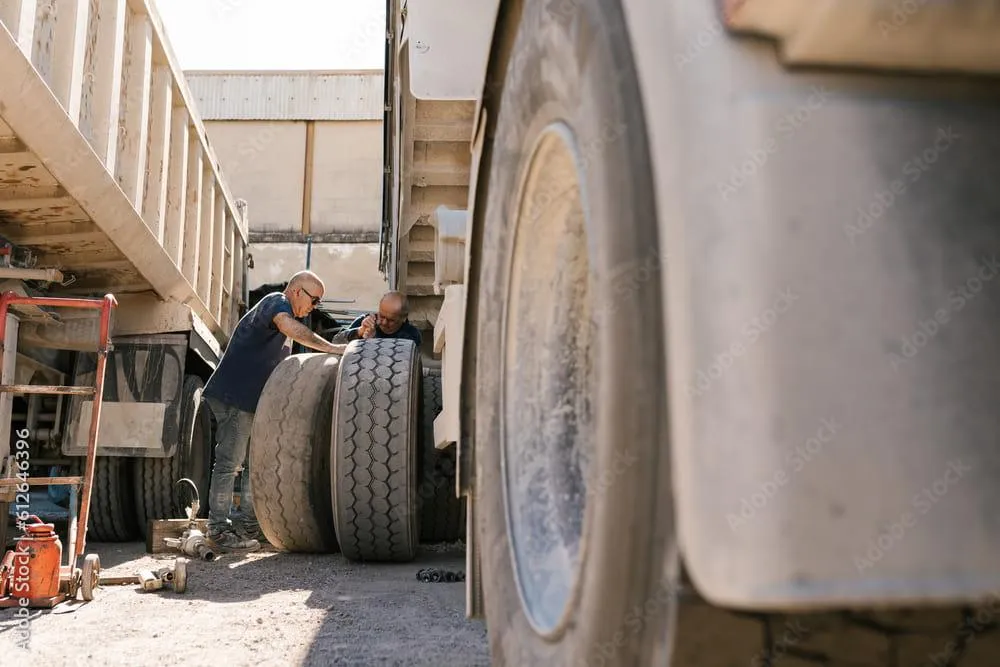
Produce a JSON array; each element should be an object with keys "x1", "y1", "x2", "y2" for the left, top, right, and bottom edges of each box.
[{"x1": 0, "y1": 291, "x2": 117, "y2": 607}]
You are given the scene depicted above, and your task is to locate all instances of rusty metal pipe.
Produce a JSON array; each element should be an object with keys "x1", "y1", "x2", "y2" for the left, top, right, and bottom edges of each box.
[{"x1": 0, "y1": 293, "x2": 108, "y2": 310}]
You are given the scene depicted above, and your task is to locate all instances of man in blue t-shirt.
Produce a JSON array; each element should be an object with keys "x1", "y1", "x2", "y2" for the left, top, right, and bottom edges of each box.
[
  {"x1": 331, "y1": 290, "x2": 422, "y2": 347},
  {"x1": 202, "y1": 270, "x2": 346, "y2": 552}
]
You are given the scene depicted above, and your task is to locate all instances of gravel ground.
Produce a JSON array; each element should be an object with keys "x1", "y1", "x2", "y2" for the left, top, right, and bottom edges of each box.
[{"x1": 0, "y1": 540, "x2": 490, "y2": 667}]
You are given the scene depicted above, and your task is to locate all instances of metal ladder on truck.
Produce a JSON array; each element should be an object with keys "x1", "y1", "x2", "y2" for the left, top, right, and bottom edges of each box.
[{"x1": 0, "y1": 291, "x2": 117, "y2": 606}]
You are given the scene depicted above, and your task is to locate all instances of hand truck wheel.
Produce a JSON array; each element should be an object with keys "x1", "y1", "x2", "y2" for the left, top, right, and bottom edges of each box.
[
  {"x1": 81, "y1": 554, "x2": 100, "y2": 601},
  {"x1": 173, "y1": 558, "x2": 187, "y2": 594}
]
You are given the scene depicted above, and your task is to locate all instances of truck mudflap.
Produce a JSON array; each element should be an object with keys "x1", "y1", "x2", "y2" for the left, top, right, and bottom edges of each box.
[
  {"x1": 61, "y1": 334, "x2": 189, "y2": 458},
  {"x1": 647, "y1": 0, "x2": 1000, "y2": 610}
]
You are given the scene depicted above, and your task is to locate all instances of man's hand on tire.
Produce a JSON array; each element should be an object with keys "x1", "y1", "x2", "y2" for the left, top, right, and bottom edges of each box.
[{"x1": 358, "y1": 315, "x2": 376, "y2": 339}]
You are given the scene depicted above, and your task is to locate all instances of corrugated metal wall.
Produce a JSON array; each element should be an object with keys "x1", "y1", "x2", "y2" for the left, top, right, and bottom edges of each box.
[{"x1": 186, "y1": 70, "x2": 384, "y2": 121}]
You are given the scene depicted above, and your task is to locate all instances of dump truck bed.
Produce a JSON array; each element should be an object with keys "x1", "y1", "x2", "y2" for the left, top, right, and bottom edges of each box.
[{"x1": 0, "y1": 0, "x2": 247, "y2": 341}]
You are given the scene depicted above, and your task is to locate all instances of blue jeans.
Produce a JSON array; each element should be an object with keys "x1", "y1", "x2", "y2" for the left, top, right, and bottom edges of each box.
[{"x1": 205, "y1": 397, "x2": 256, "y2": 534}]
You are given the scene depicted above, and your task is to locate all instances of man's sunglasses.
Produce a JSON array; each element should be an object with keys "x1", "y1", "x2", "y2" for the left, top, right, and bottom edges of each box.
[{"x1": 300, "y1": 287, "x2": 321, "y2": 307}]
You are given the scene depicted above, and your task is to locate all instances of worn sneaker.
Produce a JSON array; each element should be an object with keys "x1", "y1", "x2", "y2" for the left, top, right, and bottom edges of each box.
[
  {"x1": 207, "y1": 528, "x2": 260, "y2": 554},
  {"x1": 232, "y1": 519, "x2": 265, "y2": 543}
]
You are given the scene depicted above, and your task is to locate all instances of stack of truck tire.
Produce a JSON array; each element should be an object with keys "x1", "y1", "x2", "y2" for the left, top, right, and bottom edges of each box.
[{"x1": 248, "y1": 337, "x2": 466, "y2": 561}]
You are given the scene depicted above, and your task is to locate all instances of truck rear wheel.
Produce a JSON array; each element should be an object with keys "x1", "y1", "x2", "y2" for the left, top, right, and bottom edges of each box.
[
  {"x1": 418, "y1": 369, "x2": 465, "y2": 543},
  {"x1": 84, "y1": 457, "x2": 140, "y2": 542},
  {"x1": 133, "y1": 375, "x2": 212, "y2": 536},
  {"x1": 331, "y1": 339, "x2": 420, "y2": 562},
  {"x1": 473, "y1": 0, "x2": 671, "y2": 663},
  {"x1": 248, "y1": 354, "x2": 340, "y2": 553}
]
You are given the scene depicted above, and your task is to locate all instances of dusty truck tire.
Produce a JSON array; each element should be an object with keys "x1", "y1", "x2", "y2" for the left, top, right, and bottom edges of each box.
[
  {"x1": 331, "y1": 338, "x2": 420, "y2": 563},
  {"x1": 471, "y1": 0, "x2": 674, "y2": 664},
  {"x1": 418, "y1": 369, "x2": 465, "y2": 543},
  {"x1": 82, "y1": 457, "x2": 140, "y2": 542},
  {"x1": 248, "y1": 354, "x2": 340, "y2": 553},
  {"x1": 134, "y1": 375, "x2": 213, "y2": 537}
]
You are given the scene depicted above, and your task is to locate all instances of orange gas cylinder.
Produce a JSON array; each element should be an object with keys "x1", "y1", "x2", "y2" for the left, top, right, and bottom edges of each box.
[{"x1": 11, "y1": 517, "x2": 62, "y2": 600}]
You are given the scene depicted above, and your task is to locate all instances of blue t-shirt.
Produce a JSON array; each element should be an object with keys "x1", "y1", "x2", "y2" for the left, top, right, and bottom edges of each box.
[
  {"x1": 343, "y1": 315, "x2": 422, "y2": 347},
  {"x1": 203, "y1": 292, "x2": 295, "y2": 412}
]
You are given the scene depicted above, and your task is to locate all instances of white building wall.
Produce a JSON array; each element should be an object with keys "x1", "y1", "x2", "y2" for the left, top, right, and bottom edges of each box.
[
  {"x1": 203, "y1": 120, "x2": 306, "y2": 232},
  {"x1": 311, "y1": 121, "x2": 383, "y2": 233}
]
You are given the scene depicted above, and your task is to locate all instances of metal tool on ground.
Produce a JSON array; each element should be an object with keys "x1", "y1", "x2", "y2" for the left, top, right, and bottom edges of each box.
[
  {"x1": 416, "y1": 567, "x2": 465, "y2": 583},
  {"x1": 0, "y1": 293, "x2": 117, "y2": 608},
  {"x1": 162, "y1": 478, "x2": 216, "y2": 561},
  {"x1": 97, "y1": 557, "x2": 187, "y2": 593}
]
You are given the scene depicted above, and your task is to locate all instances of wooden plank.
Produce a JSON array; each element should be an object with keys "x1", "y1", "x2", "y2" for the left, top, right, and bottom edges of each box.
[
  {"x1": 0, "y1": 0, "x2": 37, "y2": 55},
  {"x1": 0, "y1": 151, "x2": 59, "y2": 186},
  {"x1": 231, "y1": 240, "x2": 244, "y2": 332},
  {"x1": 197, "y1": 169, "x2": 214, "y2": 304},
  {"x1": 3, "y1": 228, "x2": 105, "y2": 246},
  {"x1": 48, "y1": 0, "x2": 90, "y2": 124},
  {"x1": 0, "y1": 196, "x2": 76, "y2": 211},
  {"x1": 115, "y1": 9, "x2": 152, "y2": 210},
  {"x1": 0, "y1": 136, "x2": 26, "y2": 153},
  {"x1": 301, "y1": 120, "x2": 314, "y2": 234},
  {"x1": 212, "y1": 187, "x2": 225, "y2": 320},
  {"x1": 181, "y1": 137, "x2": 202, "y2": 285},
  {"x1": 0, "y1": 199, "x2": 89, "y2": 223},
  {"x1": 222, "y1": 214, "x2": 234, "y2": 328},
  {"x1": 162, "y1": 105, "x2": 188, "y2": 266},
  {"x1": 143, "y1": 65, "x2": 172, "y2": 241},
  {"x1": 81, "y1": 0, "x2": 126, "y2": 170},
  {"x1": 146, "y1": 518, "x2": 209, "y2": 554}
]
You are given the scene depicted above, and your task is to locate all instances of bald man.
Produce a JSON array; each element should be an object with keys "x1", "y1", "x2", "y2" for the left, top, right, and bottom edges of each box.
[
  {"x1": 332, "y1": 290, "x2": 422, "y2": 347},
  {"x1": 202, "y1": 270, "x2": 346, "y2": 553}
]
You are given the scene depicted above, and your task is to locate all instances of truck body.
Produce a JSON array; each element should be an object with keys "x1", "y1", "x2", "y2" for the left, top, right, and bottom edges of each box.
[
  {"x1": 0, "y1": 0, "x2": 248, "y2": 541},
  {"x1": 382, "y1": 0, "x2": 1000, "y2": 663}
]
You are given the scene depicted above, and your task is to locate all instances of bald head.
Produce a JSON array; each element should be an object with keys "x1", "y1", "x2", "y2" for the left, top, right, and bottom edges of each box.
[
  {"x1": 377, "y1": 291, "x2": 409, "y2": 334},
  {"x1": 288, "y1": 270, "x2": 324, "y2": 292},
  {"x1": 285, "y1": 270, "x2": 325, "y2": 317}
]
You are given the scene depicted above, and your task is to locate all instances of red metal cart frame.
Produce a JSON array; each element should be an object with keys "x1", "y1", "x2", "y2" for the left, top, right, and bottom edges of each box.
[{"x1": 0, "y1": 291, "x2": 117, "y2": 605}]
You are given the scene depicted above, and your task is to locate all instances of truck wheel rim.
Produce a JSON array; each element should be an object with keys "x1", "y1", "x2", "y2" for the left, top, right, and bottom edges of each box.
[{"x1": 501, "y1": 122, "x2": 595, "y2": 637}]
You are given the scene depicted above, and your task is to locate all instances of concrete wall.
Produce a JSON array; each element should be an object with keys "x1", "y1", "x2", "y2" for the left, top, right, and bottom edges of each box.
[
  {"x1": 247, "y1": 243, "x2": 388, "y2": 312},
  {"x1": 203, "y1": 120, "x2": 306, "y2": 232},
  {"x1": 311, "y1": 121, "x2": 383, "y2": 233},
  {"x1": 204, "y1": 119, "x2": 383, "y2": 234}
]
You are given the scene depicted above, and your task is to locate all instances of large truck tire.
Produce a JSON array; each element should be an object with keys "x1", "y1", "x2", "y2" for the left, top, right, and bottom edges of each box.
[
  {"x1": 83, "y1": 457, "x2": 139, "y2": 542},
  {"x1": 418, "y1": 369, "x2": 465, "y2": 543},
  {"x1": 331, "y1": 339, "x2": 420, "y2": 563},
  {"x1": 471, "y1": 0, "x2": 672, "y2": 664},
  {"x1": 248, "y1": 353, "x2": 339, "y2": 553},
  {"x1": 133, "y1": 375, "x2": 213, "y2": 537}
]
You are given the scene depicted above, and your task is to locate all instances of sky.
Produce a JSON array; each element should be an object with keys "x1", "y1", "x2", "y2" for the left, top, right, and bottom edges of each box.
[{"x1": 153, "y1": 0, "x2": 386, "y2": 71}]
